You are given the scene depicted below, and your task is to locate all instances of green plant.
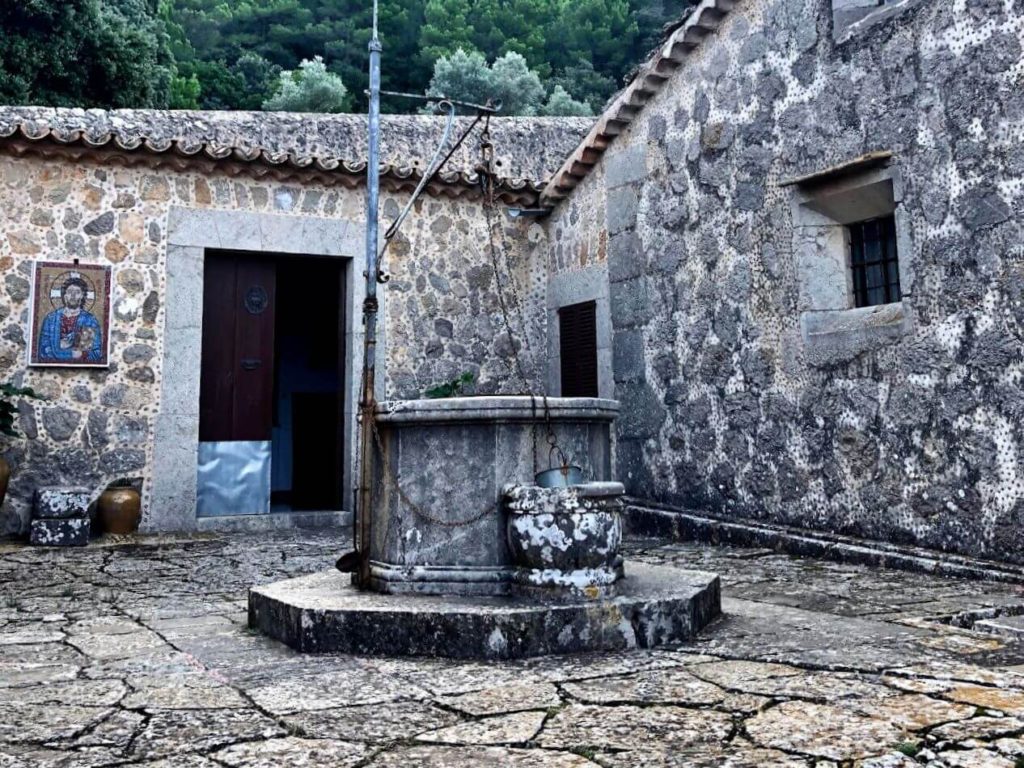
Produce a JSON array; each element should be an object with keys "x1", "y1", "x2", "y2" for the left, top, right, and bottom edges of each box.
[
  {"x1": 424, "y1": 372, "x2": 474, "y2": 398},
  {"x1": 263, "y1": 56, "x2": 349, "y2": 113},
  {"x1": 895, "y1": 742, "x2": 920, "y2": 758},
  {"x1": 1015, "y1": 757, "x2": 1024, "y2": 768},
  {"x1": 0, "y1": 383, "x2": 40, "y2": 438}
]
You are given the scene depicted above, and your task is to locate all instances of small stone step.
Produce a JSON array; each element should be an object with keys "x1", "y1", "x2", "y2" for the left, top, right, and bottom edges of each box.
[
  {"x1": 975, "y1": 614, "x2": 1024, "y2": 639},
  {"x1": 33, "y1": 488, "x2": 92, "y2": 520},
  {"x1": 30, "y1": 518, "x2": 90, "y2": 547}
]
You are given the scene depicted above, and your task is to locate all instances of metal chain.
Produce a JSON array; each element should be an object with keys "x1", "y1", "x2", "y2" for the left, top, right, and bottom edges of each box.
[
  {"x1": 368, "y1": 409, "x2": 498, "y2": 528},
  {"x1": 479, "y1": 121, "x2": 533, "y2": 391},
  {"x1": 478, "y1": 120, "x2": 566, "y2": 475}
]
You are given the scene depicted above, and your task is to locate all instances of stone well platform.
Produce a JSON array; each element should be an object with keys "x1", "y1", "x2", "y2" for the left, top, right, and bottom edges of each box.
[{"x1": 249, "y1": 562, "x2": 720, "y2": 660}]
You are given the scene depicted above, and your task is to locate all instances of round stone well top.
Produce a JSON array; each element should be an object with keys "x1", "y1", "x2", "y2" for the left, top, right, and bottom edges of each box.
[{"x1": 375, "y1": 396, "x2": 621, "y2": 425}]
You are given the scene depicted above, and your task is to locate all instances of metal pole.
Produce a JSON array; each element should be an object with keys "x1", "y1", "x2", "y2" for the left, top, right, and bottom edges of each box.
[{"x1": 355, "y1": 0, "x2": 382, "y2": 588}]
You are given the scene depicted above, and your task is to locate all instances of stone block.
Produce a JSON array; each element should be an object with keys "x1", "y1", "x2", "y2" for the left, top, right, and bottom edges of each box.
[
  {"x1": 604, "y1": 145, "x2": 647, "y2": 189},
  {"x1": 30, "y1": 518, "x2": 90, "y2": 547},
  {"x1": 33, "y1": 488, "x2": 92, "y2": 520},
  {"x1": 609, "y1": 278, "x2": 651, "y2": 329},
  {"x1": 612, "y1": 329, "x2": 646, "y2": 383},
  {"x1": 606, "y1": 186, "x2": 638, "y2": 235},
  {"x1": 615, "y1": 381, "x2": 667, "y2": 440},
  {"x1": 800, "y1": 303, "x2": 911, "y2": 367},
  {"x1": 607, "y1": 232, "x2": 643, "y2": 284}
]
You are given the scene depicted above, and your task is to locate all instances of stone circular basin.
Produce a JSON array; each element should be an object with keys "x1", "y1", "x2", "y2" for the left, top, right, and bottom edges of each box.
[
  {"x1": 366, "y1": 396, "x2": 619, "y2": 596},
  {"x1": 505, "y1": 482, "x2": 625, "y2": 597}
]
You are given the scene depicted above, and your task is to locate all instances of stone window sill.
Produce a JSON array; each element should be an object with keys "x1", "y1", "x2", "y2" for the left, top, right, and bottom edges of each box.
[
  {"x1": 800, "y1": 301, "x2": 911, "y2": 366},
  {"x1": 834, "y1": 0, "x2": 926, "y2": 44}
]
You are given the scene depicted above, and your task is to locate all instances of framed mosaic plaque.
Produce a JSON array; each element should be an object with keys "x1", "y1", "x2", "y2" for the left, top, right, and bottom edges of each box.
[{"x1": 28, "y1": 261, "x2": 112, "y2": 368}]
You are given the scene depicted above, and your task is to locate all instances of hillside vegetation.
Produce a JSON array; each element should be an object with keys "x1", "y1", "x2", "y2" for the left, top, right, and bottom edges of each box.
[{"x1": 0, "y1": 0, "x2": 692, "y2": 115}]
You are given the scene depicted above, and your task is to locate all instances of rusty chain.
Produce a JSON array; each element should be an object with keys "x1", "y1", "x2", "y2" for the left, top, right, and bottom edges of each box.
[{"x1": 368, "y1": 406, "x2": 498, "y2": 529}]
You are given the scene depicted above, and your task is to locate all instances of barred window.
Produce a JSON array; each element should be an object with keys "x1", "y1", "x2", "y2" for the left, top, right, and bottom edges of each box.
[{"x1": 849, "y1": 214, "x2": 900, "y2": 308}]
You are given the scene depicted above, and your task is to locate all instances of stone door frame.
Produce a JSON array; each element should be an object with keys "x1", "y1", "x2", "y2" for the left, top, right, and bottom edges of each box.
[
  {"x1": 148, "y1": 206, "x2": 367, "y2": 532},
  {"x1": 546, "y1": 264, "x2": 614, "y2": 399}
]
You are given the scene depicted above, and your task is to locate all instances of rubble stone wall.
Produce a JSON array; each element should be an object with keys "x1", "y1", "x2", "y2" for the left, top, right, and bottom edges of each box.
[
  {"x1": 0, "y1": 151, "x2": 544, "y2": 535},
  {"x1": 545, "y1": 0, "x2": 1024, "y2": 562}
]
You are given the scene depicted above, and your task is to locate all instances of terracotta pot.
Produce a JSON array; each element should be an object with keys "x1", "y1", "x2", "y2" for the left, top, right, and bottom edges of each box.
[
  {"x1": 98, "y1": 488, "x2": 141, "y2": 535},
  {"x1": 0, "y1": 456, "x2": 9, "y2": 509}
]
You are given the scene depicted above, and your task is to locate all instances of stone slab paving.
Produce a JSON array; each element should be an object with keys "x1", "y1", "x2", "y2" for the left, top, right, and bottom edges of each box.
[{"x1": 2, "y1": 532, "x2": 1024, "y2": 767}]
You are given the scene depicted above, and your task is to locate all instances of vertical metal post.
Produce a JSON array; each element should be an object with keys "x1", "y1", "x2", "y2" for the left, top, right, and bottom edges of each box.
[{"x1": 355, "y1": 0, "x2": 382, "y2": 588}]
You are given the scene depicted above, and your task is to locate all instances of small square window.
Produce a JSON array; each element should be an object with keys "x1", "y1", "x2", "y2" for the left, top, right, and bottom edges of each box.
[
  {"x1": 559, "y1": 301, "x2": 598, "y2": 398},
  {"x1": 848, "y1": 215, "x2": 900, "y2": 308}
]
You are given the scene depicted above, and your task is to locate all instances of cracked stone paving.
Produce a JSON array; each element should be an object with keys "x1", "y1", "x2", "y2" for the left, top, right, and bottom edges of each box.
[{"x1": 3, "y1": 532, "x2": 1024, "y2": 767}]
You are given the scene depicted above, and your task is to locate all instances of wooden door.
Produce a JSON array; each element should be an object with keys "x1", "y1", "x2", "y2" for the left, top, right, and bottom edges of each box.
[{"x1": 200, "y1": 252, "x2": 277, "y2": 442}]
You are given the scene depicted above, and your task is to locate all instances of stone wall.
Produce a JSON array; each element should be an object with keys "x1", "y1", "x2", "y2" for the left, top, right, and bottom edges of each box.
[
  {"x1": 383, "y1": 197, "x2": 546, "y2": 399},
  {"x1": 0, "y1": 111, "x2": 570, "y2": 534},
  {"x1": 545, "y1": 0, "x2": 1024, "y2": 563}
]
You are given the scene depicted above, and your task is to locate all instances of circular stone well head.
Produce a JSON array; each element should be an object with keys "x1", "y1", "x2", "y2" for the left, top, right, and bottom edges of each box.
[{"x1": 504, "y1": 481, "x2": 625, "y2": 598}]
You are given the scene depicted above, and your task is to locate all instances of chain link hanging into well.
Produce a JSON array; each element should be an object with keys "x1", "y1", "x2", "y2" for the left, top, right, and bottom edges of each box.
[{"x1": 365, "y1": 117, "x2": 574, "y2": 542}]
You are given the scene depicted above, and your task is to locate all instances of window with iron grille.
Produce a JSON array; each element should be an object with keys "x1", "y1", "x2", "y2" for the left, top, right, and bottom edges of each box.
[
  {"x1": 559, "y1": 301, "x2": 598, "y2": 397},
  {"x1": 849, "y1": 214, "x2": 900, "y2": 308}
]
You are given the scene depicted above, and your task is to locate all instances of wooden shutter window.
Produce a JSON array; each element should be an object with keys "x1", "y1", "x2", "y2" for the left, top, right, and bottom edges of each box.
[{"x1": 559, "y1": 301, "x2": 598, "y2": 398}]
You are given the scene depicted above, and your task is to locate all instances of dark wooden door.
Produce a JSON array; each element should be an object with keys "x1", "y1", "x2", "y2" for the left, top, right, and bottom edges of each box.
[{"x1": 200, "y1": 252, "x2": 277, "y2": 442}]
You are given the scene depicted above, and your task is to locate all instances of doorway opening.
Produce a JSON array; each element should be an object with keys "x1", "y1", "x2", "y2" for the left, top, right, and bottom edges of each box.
[{"x1": 197, "y1": 250, "x2": 345, "y2": 518}]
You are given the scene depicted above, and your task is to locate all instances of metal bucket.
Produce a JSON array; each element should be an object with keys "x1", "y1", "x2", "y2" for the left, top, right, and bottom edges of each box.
[{"x1": 535, "y1": 465, "x2": 584, "y2": 488}]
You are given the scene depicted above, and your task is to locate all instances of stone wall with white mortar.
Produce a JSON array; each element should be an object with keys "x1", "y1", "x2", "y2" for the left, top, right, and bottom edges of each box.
[
  {"x1": 544, "y1": 0, "x2": 1024, "y2": 563},
  {"x1": 0, "y1": 149, "x2": 549, "y2": 535}
]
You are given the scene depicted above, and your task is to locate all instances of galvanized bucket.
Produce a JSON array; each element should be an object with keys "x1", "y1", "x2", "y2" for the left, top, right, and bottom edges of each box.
[{"x1": 535, "y1": 464, "x2": 584, "y2": 488}]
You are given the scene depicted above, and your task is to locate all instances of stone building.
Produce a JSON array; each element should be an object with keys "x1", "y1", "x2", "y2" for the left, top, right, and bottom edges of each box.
[
  {"x1": 2, "y1": 0, "x2": 1024, "y2": 567},
  {"x1": 0, "y1": 109, "x2": 590, "y2": 534}
]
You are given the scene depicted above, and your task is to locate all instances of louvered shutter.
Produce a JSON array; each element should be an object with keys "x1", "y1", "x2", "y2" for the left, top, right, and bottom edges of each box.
[{"x1": 559, "y1": 301, "x2": 598, "y2": 397}]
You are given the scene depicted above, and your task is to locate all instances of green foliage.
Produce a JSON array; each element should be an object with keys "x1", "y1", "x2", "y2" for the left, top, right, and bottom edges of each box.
[
  {"x1": 426, "y1": 49, "x2": 494, "y2": 109},
  {"x1": 3, "y1": 0, "x2": 685, "y2": 114},
  {"x1": 550, "y1": 59, "x2": 617, "y2": 114},
  {"x1": 428, "y1": 49, "x2": 592, "y2": 116},
  {"x1": 420, "y1": 0, "x2": 476, "y2": 66},
  {"x1": 170, "y1": 73, "x2": 201, "y2": 109},
  {"x1": 263, "y1": 56, "x2": 349, "y2": 113},
  {"x1": 540, "y1": 85, "x2": 593, "y2": 116},
  {"x1": 423, "y1": 49, "x2": 546, "y2": 115},
  {"x1": 895, "y1": 742, "x2": 920, "y2": 758},
  {"x1": 0, "y1": 0, "x2": 176, "y2": 108},
  {"x1": 0, "y1": 384, "x2": 41, "y2": 440},
  {"x1": 425, "y1": 372, "x2": 475, "y2": 399}
]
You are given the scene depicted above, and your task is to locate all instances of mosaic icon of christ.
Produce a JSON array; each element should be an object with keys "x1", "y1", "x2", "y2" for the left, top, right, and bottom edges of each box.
[{"x1": 38, "y1": 274, "x2": 102, "y2": 363}]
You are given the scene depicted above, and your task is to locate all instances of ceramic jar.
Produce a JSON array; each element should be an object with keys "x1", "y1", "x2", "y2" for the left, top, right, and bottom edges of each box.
[{"x1": 97, "y1": 487, "x2": 141, "y2": 535}]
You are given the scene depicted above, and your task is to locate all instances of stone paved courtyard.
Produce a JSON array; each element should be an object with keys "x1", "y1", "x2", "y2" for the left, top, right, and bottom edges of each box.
[{"x1": 3, "y1": 532, "x2": 1024, "y2": 767}]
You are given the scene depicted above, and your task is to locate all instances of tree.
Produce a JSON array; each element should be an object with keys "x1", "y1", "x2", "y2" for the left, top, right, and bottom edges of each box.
[
  {"x1": 539, "y1": 85, "x2": 593, "y2": 116},
  {"x1": 419, "y1": 0, "x2": 476, "y2": 68},
  {"x1": 233, "y1": 52, "x2": 281, "y2": 110},
  {"x1": 263, "y1": 56, "x2": 349, "y2": 113},
  {"x1": 426, "y1": 49, "x2": 494, "y2": 109},
  {"x1": 551, "y1": 59, "x2": 618, "y2": 113},
  {"x1": 488, "y1": 52, "x2": 545, "y2": 115},
  {"x1": 170, "y1": 73, "x2": 201, "y2": 109},
  {"x1": 550, "y1": 0, "x2": 640, "y2": 86},
  {"x1": 0, "y1": 0, "x2": 175, "y2": 108},
  {"x1": 426, "y1": 50, "x2": 545, "y2": 116}
]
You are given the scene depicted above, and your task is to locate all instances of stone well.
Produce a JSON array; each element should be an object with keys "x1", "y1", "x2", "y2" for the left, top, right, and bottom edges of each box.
[
  {"x1": 366, "y1": 396, "x2": 619, "y2": 596},
  {"x1": 250, "y1": 395, "x2": 722, "y2": 658}
]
